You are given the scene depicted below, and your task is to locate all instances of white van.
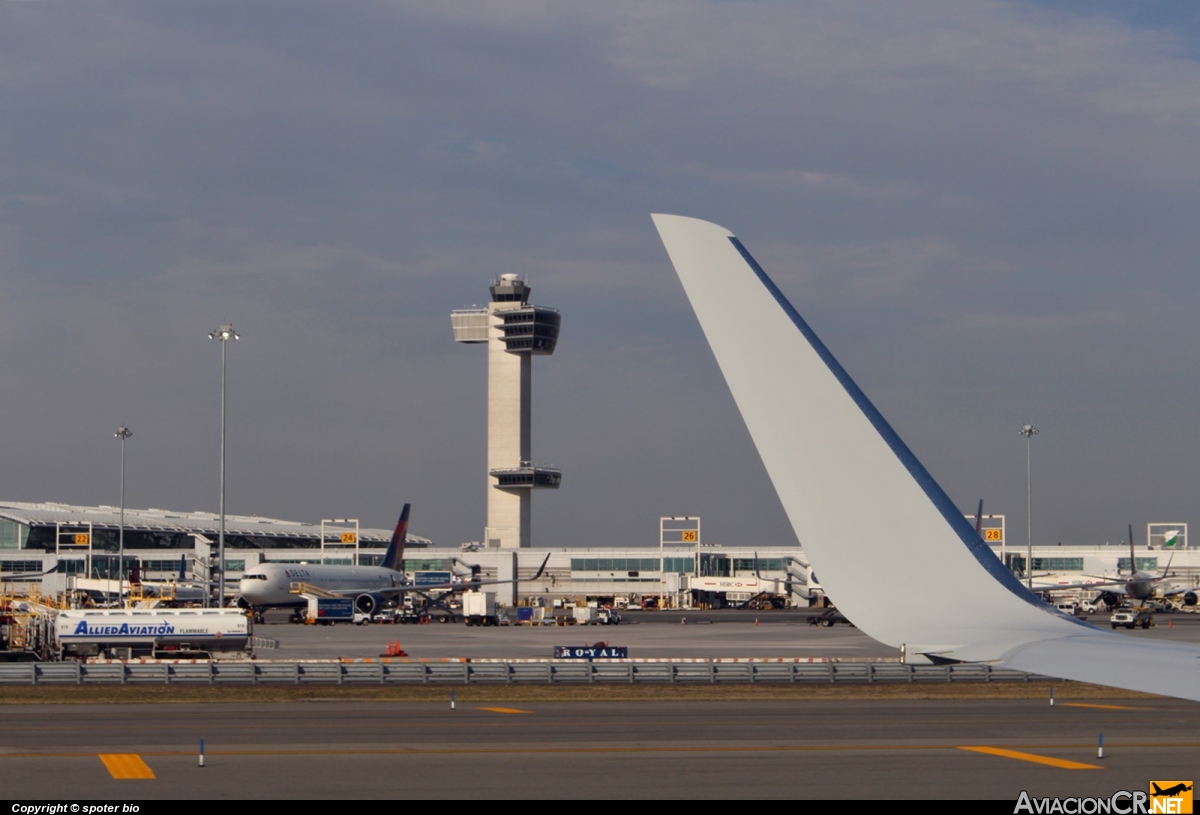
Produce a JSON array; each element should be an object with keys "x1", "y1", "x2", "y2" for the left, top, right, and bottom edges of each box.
[{"x1": 1055, "y1": 602, "x2": 1083, "y2": 617}]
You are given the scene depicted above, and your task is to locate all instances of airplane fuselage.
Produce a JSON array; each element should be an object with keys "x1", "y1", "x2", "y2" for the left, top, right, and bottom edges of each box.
[
  {"x1": 1124, "y1": 571, "x2": 1158, "y2": 601},
  {"x1": 239, "y1": 563, "x2": 403, "y2": 608}
]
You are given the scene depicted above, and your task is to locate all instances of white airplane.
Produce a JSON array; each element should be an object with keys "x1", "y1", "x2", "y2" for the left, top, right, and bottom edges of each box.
[
  {"x1": 238, "y1": 505, "x2": 549, "y2": 617},
  {"x1": 1031, "y1": 525, "x2": 1178, "y2": 606},
  {"x1": 653, "y1": 213, "x2": 1200, "y2": 702}
]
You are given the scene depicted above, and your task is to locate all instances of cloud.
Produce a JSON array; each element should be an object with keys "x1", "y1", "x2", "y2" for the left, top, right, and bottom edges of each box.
[{"x1": 0, "y1": 1, "x2": 1198, "y2": 548}]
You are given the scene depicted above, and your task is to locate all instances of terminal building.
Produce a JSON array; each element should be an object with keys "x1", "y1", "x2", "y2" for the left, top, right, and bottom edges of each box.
[
  {"x1": 0, "y1": 501, "x2": 813, "y2": 607},
  {"x1": 0, "y1": 501, "x2": 432, "y2": 585},
  {"x1": 3, "y1": 501, "x2": 1198, "y2": 609}
]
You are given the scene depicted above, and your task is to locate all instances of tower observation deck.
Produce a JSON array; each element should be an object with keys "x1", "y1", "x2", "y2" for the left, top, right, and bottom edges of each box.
[{"x1": 451, "y1": 274, "x2": 561, "y2": 549}]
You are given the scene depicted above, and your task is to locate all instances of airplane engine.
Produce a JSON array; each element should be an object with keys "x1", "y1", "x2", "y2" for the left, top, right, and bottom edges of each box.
[
  {"x1": 1184, "y1": 591, "x2": 1197, "y2": 607},
  {"x1": 355, "y1": 592, "x2": 388, "y2": 616},
  {"x1": 1098, "y1": 591, "x2": 1121, "y2": 609}
]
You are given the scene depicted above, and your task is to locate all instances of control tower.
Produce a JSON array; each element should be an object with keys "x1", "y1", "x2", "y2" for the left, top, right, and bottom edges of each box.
[{"x1": 451, "y1": 274, "x2": 561, "y2": 548}]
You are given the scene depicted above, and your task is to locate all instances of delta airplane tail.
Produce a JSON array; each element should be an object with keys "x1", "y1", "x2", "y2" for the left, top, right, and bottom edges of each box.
[
  {"x1": 652, "y1": 213, "x2": 1200, "y2": 701},
  {"x1": 381, "y1": 504, "x2": 410, "y2": 572}
]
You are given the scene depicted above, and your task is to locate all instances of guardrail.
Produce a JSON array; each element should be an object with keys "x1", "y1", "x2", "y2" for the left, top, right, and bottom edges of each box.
[{"x1": 0, "y1": 660, "x2": 1051, "y2": 686}]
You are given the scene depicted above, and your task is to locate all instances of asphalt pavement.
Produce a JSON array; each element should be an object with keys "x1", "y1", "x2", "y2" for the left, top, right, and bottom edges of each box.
[
  {"x1": 254, "y1": 607, "x2": 1200, "y2": 661},
  {"x1": 3, "y1": 698, "x2": 1197, "y2": 799}
]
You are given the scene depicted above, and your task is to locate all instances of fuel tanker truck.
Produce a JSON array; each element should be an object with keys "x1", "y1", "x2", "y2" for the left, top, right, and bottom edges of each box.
[{"x1": 55, "y1": 608, "x2": 251, "y2": 660}]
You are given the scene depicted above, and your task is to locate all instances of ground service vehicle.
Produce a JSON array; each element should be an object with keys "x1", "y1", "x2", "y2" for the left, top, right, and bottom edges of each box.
[
  {"x1": 1110, "y1": 608, "x2": 1154, "y2": 629},
  {"x1": 56, "y1": 609, "x2": 250, "y2": 659},
  {"x1": 809, "y1": 608, "x2": 853, "y2": 627},
  {"x1": 463, "y1": 591, "x2": 499, "y2": 626},
  {"x1": 596, "y1": 609, "x2": 621, "y2": 625}
]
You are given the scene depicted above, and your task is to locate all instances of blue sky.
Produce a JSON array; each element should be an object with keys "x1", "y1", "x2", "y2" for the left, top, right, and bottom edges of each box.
[{"x1": 1, "y1": 1, "x2": 1198, "y2": 551}]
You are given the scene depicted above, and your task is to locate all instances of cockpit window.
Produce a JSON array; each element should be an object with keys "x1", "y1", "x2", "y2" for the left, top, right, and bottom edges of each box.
[{"x1": 241, "y1": 574, "x2": 268, "y2": 581}]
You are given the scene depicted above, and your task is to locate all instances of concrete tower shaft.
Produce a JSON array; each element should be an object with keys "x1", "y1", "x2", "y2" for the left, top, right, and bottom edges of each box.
[{"x1": 451, "y1": 274, "x2": 561, "y2": 549}]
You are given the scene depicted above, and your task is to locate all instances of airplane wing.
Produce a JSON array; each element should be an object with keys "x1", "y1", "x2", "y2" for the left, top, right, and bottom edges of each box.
[
  {"x1": 1031, "y1": 578, "x2": 1126, "y2": 593},
  {"x1": 326, "y1": 554, "x2": 553, "y2": 598},
  {"x1": 0, "y1": 564, "x2": 59, "y2": 580},
  {"x1": 1003, "y1": 635, "x2": 1200, "y2": 701},
  {"x1": 652, "y1": 213, "x2": 1200, "y2": 702},
  {"x1": 1040, "y1": 573, "x2": 1178, "y2": 594}
]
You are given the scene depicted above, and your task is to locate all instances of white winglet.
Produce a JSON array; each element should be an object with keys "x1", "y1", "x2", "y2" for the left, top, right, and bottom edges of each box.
[{"x1": 653, "y1": 213, "x2": 1200, "y2": 700}]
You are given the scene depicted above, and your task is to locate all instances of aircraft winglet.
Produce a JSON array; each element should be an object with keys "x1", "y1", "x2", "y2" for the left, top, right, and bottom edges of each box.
[{"x1": 652, "y1": 213, "x2": 1200, "y2": 701}]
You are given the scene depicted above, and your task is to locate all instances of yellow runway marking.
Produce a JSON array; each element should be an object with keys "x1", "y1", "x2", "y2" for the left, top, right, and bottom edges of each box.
[
  {"x1": 99, "y1": 754, "x2": 155, "y2": 779},
  {"x1": 958, "y1": 746, "x2": 1101, "y2": 770},
  {"x1": 1061, "y1": 703, "x2": 1138, "y2": 711},
  {"x1": 478, "y1": 707, "x2": 532, "y2": 714}
]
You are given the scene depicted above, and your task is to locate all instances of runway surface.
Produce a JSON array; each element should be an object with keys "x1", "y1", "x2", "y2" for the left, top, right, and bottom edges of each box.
[
  {"x1": 257, "y1": 608, "x2": 1200, "y2": 661},
  {"x1": 2, "y1": 698, "x2": 1198, "y2": 799}
]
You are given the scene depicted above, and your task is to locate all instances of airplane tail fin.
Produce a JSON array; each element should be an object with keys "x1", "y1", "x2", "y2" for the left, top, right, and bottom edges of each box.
[
  {"x1": 129, "y1": 560, "x2": 142, "y2": 586},
  {"x1": 1129, "y1": 524, "x2": 1136, "y2": 575},
  {"x1": 179, "y1": 554, "x2": 187, "y2": 582},
  {"x1": 1153, "y1": 784, "x2": 1164, "y2": 795},
  {"x1": 382, "y1": 504, "x2": 411, "y2": 572},
  {"x1": 1161, "y1": 550, "x2": 1175, "y2": 580},
  {"x1": 974, "y1": 500, "x2": 984, "y2": 539},
  {"x1": 531, "y1": 553, "x2": 551, "y2": 581}
]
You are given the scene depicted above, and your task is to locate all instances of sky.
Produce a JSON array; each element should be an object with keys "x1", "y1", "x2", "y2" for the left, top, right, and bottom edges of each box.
[{"x1": 1, "y1": 1, "x2": 1198, "y2": 551}]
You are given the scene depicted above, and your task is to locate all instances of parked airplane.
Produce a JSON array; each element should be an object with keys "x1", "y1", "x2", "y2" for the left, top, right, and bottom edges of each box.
[
  {"x1": 237, "y1": 505, "x2": 549, "y2": 618},
  {"x1": 1032, "y1": 526, "x2": 1177, "y2": 606},
  {"x1": 653, "y1": 213, "x2": 1200, "y2": 702}
]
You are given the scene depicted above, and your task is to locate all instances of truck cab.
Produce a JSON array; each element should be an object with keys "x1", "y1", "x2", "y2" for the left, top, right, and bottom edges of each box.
[{"x1": 1110, "y1": 608, "x2": 1154, "y2": 629}]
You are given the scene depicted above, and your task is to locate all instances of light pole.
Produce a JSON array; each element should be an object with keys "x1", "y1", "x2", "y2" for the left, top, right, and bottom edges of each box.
[
  {"x1": 1019, "y1": 423, "x2": 1039, "y2": 591},
  {"x1": 209, "y1": 324, "x2": 239, "y2": 607},
  {"x1": 114, "y1": 426, "x2": 132, "y2": 604}
]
